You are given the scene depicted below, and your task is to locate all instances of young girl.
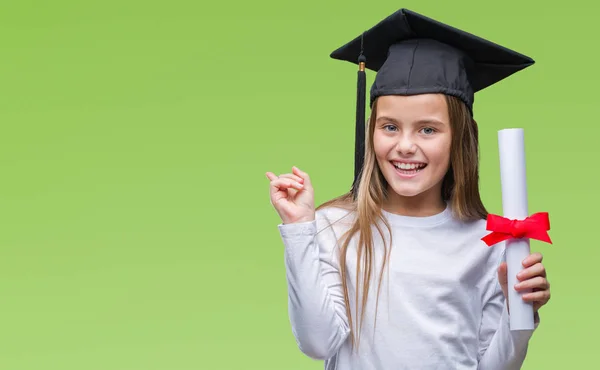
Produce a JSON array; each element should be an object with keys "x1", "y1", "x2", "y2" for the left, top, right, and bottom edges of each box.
[{"x1": 266, "y1": 9, "x2": 550, "y2": 369}]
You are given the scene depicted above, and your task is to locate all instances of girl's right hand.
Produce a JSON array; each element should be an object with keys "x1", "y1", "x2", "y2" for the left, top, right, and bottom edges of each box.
[{"x1": 265, "y1": 166, "x2": 315, "y2": 224}]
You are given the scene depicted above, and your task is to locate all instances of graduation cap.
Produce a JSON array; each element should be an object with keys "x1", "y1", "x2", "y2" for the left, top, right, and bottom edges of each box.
[{"x1": 329, "y1": 8, "x2": 535, "y2": 197}]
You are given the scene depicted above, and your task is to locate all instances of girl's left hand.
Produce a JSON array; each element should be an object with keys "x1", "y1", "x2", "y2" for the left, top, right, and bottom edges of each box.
[{"x1": 497, "y1": 252, "x2": 551, "y2": 313}]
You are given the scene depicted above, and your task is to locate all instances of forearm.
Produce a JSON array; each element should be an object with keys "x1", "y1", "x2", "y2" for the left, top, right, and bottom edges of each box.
[
  {"x1": 478, "y1": 304, "x2": 538, "y2": 370},
  {"x1": 280, "y1": 220, "x2": 350, "y2": 360}
]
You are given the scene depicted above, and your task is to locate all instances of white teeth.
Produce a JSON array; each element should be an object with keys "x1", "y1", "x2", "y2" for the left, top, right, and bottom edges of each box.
[{"x1": 393, "y1": 162, "x2": 425, "y2": 170}]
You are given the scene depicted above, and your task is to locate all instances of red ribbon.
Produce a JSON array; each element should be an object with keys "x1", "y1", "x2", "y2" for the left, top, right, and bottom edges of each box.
[{"x1": 481, "y1": 212, "x2": 552, "y2": 247}]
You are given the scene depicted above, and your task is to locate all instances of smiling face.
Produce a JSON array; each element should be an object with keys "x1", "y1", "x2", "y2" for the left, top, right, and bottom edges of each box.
[{"x1": 372, "y1": 94, "x2": 453, "y2": 211}]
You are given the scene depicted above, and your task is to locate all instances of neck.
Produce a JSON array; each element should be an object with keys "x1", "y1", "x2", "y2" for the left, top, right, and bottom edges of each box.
[{"x1": 382, "y1": 188, "x2": 446, "y2": 217}]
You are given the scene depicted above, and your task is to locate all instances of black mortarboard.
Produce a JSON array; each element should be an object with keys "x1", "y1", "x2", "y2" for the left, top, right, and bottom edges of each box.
[{"x1": 330, "y1": 8, "x2": 535, "y2": 197}]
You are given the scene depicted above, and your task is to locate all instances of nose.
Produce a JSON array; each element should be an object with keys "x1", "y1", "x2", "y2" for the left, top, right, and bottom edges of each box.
[{"x1": 395, "y1": 133, "x2": 417, "y2": 154}]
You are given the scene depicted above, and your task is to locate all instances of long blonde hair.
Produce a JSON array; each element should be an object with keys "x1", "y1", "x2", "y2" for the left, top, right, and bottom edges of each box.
[{"x1": 316, "y1": 94, "x2": 488, "y2": 349}]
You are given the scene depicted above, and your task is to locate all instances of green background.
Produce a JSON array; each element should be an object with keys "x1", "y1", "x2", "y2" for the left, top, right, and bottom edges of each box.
[{"x1": 0, "y1": 0, "x2": 596, "y2": 369}]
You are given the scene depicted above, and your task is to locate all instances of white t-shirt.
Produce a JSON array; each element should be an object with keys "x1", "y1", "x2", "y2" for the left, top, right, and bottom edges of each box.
[{"x1": 278, "y1": 203, "x2": 539, "y2": 369}]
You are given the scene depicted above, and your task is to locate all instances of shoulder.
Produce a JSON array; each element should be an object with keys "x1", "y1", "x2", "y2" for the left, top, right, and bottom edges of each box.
[
  {"x1": 454, "y1": 216, "x2": 488, "y2": 236},
  {"x1": 446, "y1": 216, "x2": 507, "y2": 295},
  {"x1": 449, "y1": 215, "x2": 506, "y2": 262},
  {"x1": 316, "y1": 205, "x2": 355, "y2": 227},
  {"x1": 315, "y1": 206, "x2": 356, "y2": 235},
  {"x1": 462, "y1": 214, "x2": 506, "y2": 268},
  {"x1": 444, "y1": 207, "x2": 488, "y2": 236}
]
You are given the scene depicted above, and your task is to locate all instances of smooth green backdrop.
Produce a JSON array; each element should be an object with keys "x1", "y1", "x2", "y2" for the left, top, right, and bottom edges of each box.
[{"x1": 0, "y1": 1, "x2": 596, "y2": 369}]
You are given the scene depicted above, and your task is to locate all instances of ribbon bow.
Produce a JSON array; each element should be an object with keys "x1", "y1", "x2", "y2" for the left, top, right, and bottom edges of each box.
[{"x1": 481, "y1": 212, "x2": 552, "y2": 247}]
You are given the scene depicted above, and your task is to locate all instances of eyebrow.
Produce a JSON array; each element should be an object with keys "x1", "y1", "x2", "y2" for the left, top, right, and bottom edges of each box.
[{"x1": 376, "y1": 116, "x2": 447, "y2": 126}]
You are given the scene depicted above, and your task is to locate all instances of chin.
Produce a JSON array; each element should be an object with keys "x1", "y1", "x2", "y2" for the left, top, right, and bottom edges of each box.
[
  {"x1": 388, "y1": 183, "x2": 429, "y2": 198},
  {"x1": 384, "y1": 169, "x2": 443, "y2": 199}
]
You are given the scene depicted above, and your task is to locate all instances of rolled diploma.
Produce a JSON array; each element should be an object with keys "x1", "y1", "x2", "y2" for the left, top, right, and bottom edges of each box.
[{"x1": 498, "y1": 128, "x2": 534, "y2": 331}]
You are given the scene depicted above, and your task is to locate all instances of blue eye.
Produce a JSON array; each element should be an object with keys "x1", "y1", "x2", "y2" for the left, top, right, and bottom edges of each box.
[
  {"x1": 384, "y1": 124, "x2": 397, "y2": 131},
  {"x1": 421, "y1": 127, "x2": 435, "y2": 135}
]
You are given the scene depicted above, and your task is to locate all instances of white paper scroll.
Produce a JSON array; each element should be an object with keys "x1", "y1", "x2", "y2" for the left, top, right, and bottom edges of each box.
[{"x1": 498, "y1": 128, "x2": 535, "y2": 331}]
